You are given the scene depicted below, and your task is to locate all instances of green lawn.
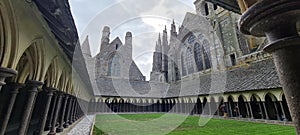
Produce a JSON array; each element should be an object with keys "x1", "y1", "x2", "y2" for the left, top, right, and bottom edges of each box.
[{"x1": 93, "y1": 113, "x2": 296, "y2": 135}]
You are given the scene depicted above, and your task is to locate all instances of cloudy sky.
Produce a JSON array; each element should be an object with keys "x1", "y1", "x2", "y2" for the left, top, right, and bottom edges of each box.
[{"x1": 69, "y1": 0, "x2": 196, "y2": 80}]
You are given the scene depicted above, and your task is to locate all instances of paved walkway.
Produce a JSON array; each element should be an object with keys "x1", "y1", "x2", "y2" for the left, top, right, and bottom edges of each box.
[{"x1": 67, "y1": 115, "x2": 95, "y2": 135}]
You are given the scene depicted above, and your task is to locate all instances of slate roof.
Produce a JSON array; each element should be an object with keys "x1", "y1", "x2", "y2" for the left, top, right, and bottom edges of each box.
[
  {"x1": 165, "y1": 59, "x2": 281, "y2": 97},
  {"x1": 95, "y1": 78, "x2": 169, "y2": 98},
  {"x1": 95, "y1": 59, "x2": 281, "y2": 98}
]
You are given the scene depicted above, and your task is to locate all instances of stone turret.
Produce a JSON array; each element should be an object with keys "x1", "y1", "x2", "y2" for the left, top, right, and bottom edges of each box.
[{"x1": 100, "y1": 26, "x2": 110, "y2": 51}]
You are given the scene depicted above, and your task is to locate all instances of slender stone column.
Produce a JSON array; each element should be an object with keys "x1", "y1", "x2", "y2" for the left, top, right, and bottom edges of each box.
[
  {"x1": 18, "y1": 80, "x2": 43, "y2": 135},
  {"x1": 35, "y1": 87, "x2": 57, "y2": 135},
  {"x1": 279, "y1": 101, "x2": 287, "y2": 121},
  {"x1": 258, "y1": 102, "x2": 263, "y2": 119},
  {"x1": 273, "y1": 102, "x2": 281, "y2": 120},
  {"x1": 63, "y1": 97, "x2": 72, "y2": 128},
  {"x1": 72, "y1": 99, "x2": 78, "y2": 122},
  {"x1": 0, "y1": 67, "x2": 17, "y2": 91},
  {"x1": 248, "y1": 102, "x2": 254, "y2": 119},
  {"x1": 48, "y1": 93, "x2": 63, "y2": 135},
  {"x1": 245, "y1": 102, "x2": 250, "y2": 118},
  {"x1": 228, "y1": 102, "x2": 232, "y2": 117},
  {"x1": 45, "y1": 93, "x2": 58, "y2": 131},
  {"x1": 68, "y1": 97, "x2": 75, "y2": 124},
  {"x1": 56, "y1": 95, "x2": 69, "y2": 133},
  {"x1": 239, "y1": 0, "x2": 300, "y2": 133},
  {"x1": 235, "y1": 102, "x2": 240, "y2": 117},
  {"x1": 262, "y1": 102, "x2": 269, "y2": 120},
  {"x1": 0, "y1": 83, "x2": 24, "y2": 135}
]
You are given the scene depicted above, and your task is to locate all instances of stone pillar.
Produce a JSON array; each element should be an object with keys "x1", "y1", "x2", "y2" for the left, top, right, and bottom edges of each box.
[
  {"x1": 0, "y1": 83, "x2": 23, "y2": 135},
  {"x1": 228, "y1": 102, "x2": 233, "y2": 117},
  {"x1": 18, "y1": 80, "x2": 43, "y2": 135},
  {"x1": 72, "y1": 99, "x2": 78, "y2": 122},
  {"x1": 48, "y1": 93, "x2": 63, "y2": 135},
  {"x1": 35, "y1": 87, "x2": 56, "y2": 135},
  {"x1": 45, "y1": 93, "x2": 58, "y2": 131},
  {"x1": 248, "y1": 102, "x2": 254, "y2": 119},
  {"x1": 56, "y1": 95, "x2": 69, "y2": 133},
  {"x1": 0, "y1": 67, "x2": 17, "y2": 91},
  {"x1": 235, "y1": 102, "x2": 240, "y2": 117},
  {"x1": 68, "y1": 97, "x2": 75, "y2": 124},
  {"x1": 262, "y1": 102, "x2": 269, "y2": 120},
  {"x1": 245, "y1": 102, "x2": 250, "y2": 118},
  {"x1": 208, "y1": 102, "x2": 211, "y2": 115},
  {"x1": 273, "y1": 102, "x2": 281, "y2": 120},
  {"x1": 279, "y1": 101, "x2": 287, "y2": 121},
  {"x1": 239, "y1": 0, "x2": 300, "y2": 133},
  {"x1": 63, "y1": 97, "x2": 73, "y2": 128},
  {"x1": 258, "y1": 102, "x2": 263, "y2": 119}
]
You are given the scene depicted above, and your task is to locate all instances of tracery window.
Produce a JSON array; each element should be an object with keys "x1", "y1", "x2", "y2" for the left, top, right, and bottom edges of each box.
[
  {"x1": 203, "y1": 39, "x2": 211, "y2": 69},
  {"x1": 181, "y1": 53, "x2": 187, "y2": 76},
  {"x1": 194, "y1": 43, "x2": 204, "y2": 71},
  {"x1": 108, "y1": 54, "x2": 121, "y2": 76},
  {"x1": 186, "y1": 47, "x2": 194, "y2": 74}
]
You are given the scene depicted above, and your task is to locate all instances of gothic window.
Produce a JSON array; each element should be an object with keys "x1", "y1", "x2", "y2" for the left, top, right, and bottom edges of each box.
[
  {"x1": 186, "y1": 47, "x2": 194, "y2": 74},
  {"x1": 203, "y1": 39, "x2": 211, "y2": 69},
  {"x1": 181, "y1": 53, "x2": 186, "y2": 76},
  {"x1": 188, "y1": 35, "x2": 195, "y2": 44},
  {"x1": 194, "y1": 43, "x2": 204, "y2": 71},
  {"x1": 108, "y1": 54, "x2": 121, "y2": 76}
]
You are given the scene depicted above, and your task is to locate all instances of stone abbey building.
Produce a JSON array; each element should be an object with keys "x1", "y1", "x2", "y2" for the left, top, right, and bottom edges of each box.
[
  {"x1": 85, "y1": 0, "x2": 293, "y2": 124},
  {"x1": 0, "y1": 0, "x2": 297, "y2": 135}
]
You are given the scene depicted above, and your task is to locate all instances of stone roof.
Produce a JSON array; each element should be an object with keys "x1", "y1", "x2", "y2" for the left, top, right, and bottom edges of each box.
[
  {"x1": 165, "y1": 59, "x2": 281, "y2": 97},
  {"x1": 95, "y1": 59, "x2": 281, "y2": 98}
]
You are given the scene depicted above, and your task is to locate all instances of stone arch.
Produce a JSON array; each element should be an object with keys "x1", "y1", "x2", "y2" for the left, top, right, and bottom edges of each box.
[
  {"x1": 238, "y1": 95, "x2": 248, "y2": 118},
  {"x1": 13, "y1": 39, "x2": 45, "y2": 83},
  {"x1": 227, "y1": 95, "x2": 236, "y2": 117},
  {"x1": 250, "y1": 94, "x2": 263, "y2": 119},
  {"x1": 265, "y1": 93, "x2": 279, "y2": 120},
  {"x1": 0, "y1": 1, "x2": 18, "y2": 68}
]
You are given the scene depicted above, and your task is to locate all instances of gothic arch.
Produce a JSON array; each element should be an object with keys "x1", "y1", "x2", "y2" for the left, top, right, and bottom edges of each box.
[
  {"x1": 0, "y1": 1, "x2": 18, "y2": 68},
  {"x1": 13, "y1": 39, "x2": 45, "y2": 83}
]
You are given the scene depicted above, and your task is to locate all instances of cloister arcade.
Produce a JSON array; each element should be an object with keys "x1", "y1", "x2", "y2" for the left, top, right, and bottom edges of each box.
[
  {"x1": 0, "y1": 0, "x2": 92, "y2": 135},
  {"x1": 89, "y1": 89, "x2": 292, "y2": 122}
]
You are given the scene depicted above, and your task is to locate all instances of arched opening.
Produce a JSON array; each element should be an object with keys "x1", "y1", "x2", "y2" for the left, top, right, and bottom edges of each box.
[
  {"x1": 210, "y1": 97, "x2": 217, "y2": 115},
  {"x1": 217, "y1": 97, "x2": 224, "y2": 116},
  {"x1": 202, "y1": 97, "x2": 208, "y2": 115},
  {"x1": 250, "y1": 95, "x2": 262, "y2": 119},
  {"x1": 181, "y1": 53, "x2": 187, "y2": 77},
  {"x1": 227, "y1": 96, "x2": 235, "y2": 117},
  {"x1": 265, "y1": 93, "x2": 279, "y2": 120},
  {"x1": 238, "y1": 95, "x2": 248, "y2": 118},
  {"x1": 186, "y1": 48, "x2": 194, "y2": 74},
  {"x1": 194, "y1": 43, "x2": 204, "y2": 71},
  {"x1": 202, "y1": 39, "x2": 211, "y2": 69}
]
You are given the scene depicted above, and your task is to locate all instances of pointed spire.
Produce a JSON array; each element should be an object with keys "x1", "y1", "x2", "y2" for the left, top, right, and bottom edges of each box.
[
  {"x1": 164, "y1": 25, "x2": 167, "y2": 32},
  {"x1": 172, "y1": 19, "x2": 175, "y2": 25}
]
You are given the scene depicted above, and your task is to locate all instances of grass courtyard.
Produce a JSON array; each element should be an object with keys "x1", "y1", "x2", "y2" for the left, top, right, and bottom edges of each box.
[{"x1": 93, "y1": 113, "x2": 296, "y2": 135}]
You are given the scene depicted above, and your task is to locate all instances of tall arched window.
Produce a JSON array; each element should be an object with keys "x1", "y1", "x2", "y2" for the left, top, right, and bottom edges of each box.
[
  {"x1": 181, "y1": 53, "x2": 187, "y2": 76},
  {"x1": 108, "y1": 54, "x2": 121, "y2": 76},
  {"x1": 203, "y1": 39, "x2": 211, "y2": 69},
  {"x1": 194, "y1": 43, "x2": 204, "y2": 71},
  {"x1": 186, "y1": 48, "x2": 194, "y2": 74}
]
